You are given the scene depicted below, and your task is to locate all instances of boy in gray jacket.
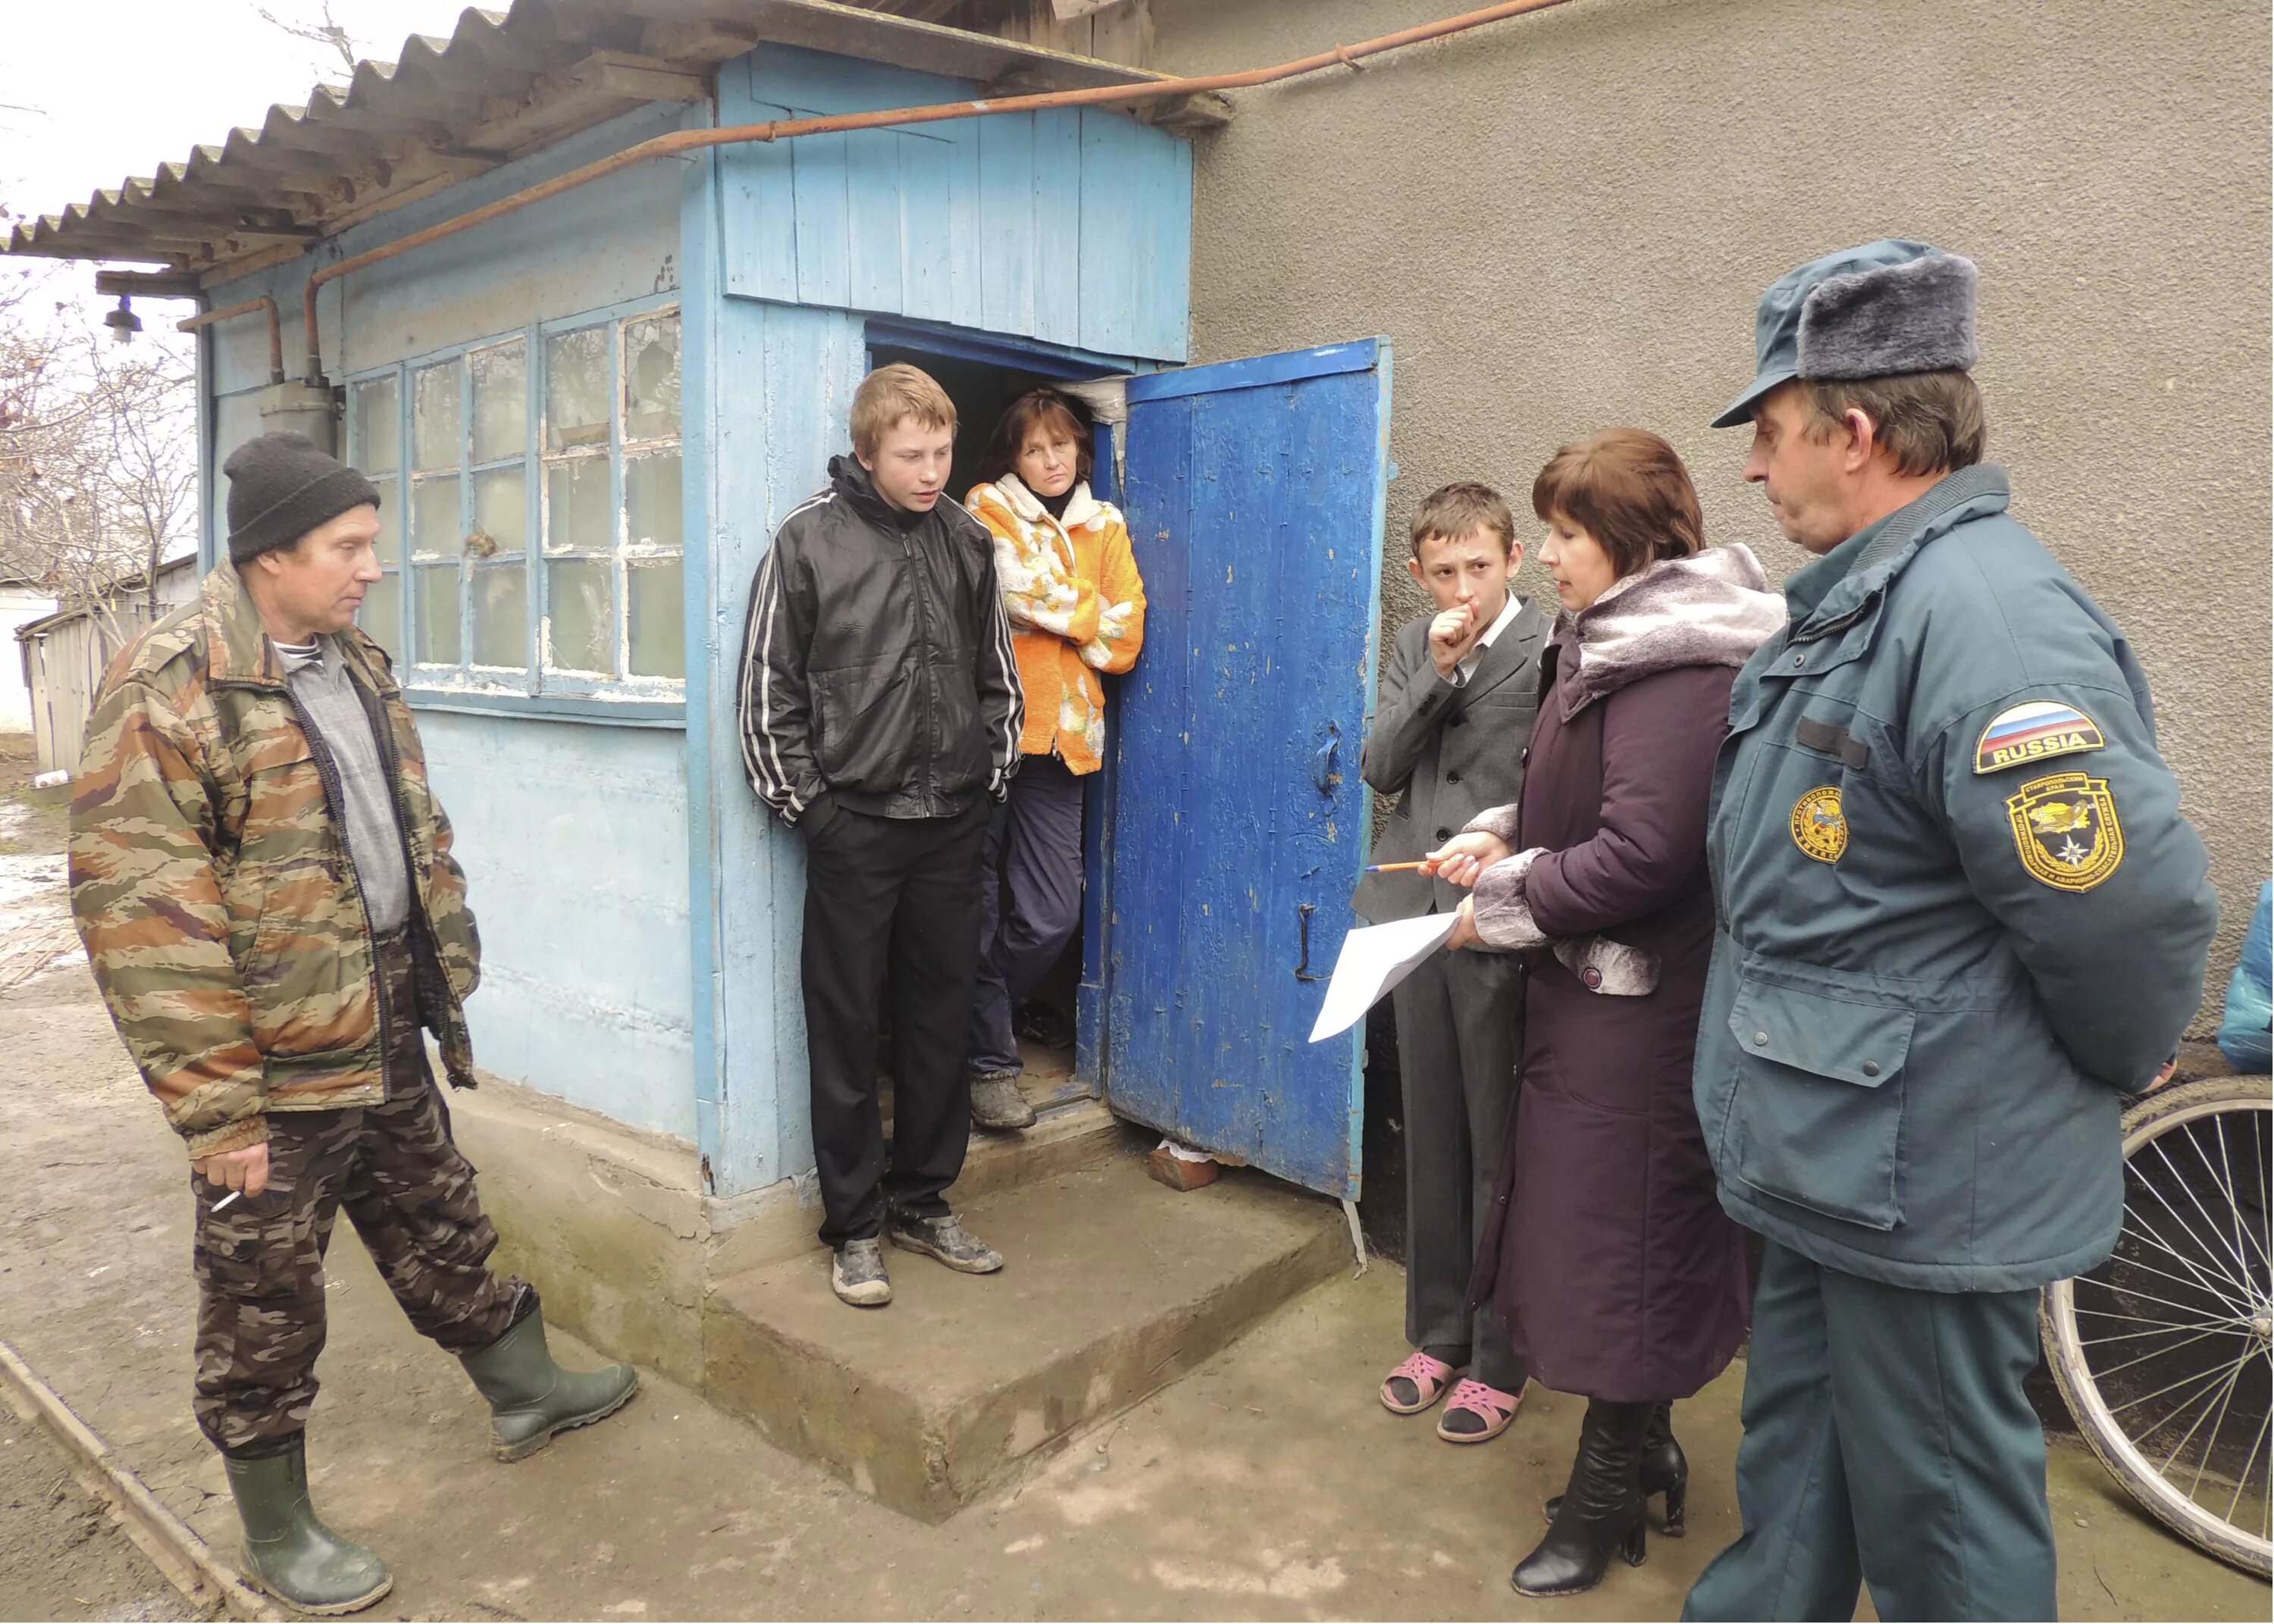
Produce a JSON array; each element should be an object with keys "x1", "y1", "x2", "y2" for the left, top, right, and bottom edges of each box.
[{"x1": 1354, "y1": 482, "x2": 1551, "y2": 1443}]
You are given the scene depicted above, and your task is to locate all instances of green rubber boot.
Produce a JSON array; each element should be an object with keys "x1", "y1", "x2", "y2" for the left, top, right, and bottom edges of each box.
[
  {"x1": 459, "y1": 1300, "x2": 638, "y2": 1462},
  {"x1": 221, "y1": 1443, "x2": 392, "y2": 1616}
]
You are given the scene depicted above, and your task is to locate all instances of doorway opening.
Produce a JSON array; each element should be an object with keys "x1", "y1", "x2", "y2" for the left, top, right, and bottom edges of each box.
[{"x1": 864, "y1": 322, "x2": 1127, "y2": 1114}]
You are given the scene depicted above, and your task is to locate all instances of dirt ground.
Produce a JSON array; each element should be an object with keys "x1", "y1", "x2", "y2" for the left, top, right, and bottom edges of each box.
[
  {"x1": 0, "y1": 1410, "x2": 196, "y2": 1624},
  {"x1": 2, "y1": 735, "x2": 2267, "y2": 1622}
]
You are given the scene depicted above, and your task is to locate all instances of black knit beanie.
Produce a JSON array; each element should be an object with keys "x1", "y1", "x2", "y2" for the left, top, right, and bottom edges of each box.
[{"x1": 224, "y1": 431, "x2": 381, "y2": 565}]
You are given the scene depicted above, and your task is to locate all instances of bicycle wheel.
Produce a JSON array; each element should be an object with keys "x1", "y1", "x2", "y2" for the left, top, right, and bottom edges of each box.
[{"x1": 2043, "y1": 1075, "x2": 2271, "y2": 1577}]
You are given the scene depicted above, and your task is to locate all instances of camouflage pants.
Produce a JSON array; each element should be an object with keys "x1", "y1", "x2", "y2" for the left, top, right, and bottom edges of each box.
[{"x1": 190, "y1": 928, "x2": 523, "y2": 1456}]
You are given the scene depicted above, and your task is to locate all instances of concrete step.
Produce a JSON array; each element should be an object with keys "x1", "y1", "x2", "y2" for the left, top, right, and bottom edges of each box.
[{"x1": 702, "y1": 1153, "x2": 1350, "y2": 1522}]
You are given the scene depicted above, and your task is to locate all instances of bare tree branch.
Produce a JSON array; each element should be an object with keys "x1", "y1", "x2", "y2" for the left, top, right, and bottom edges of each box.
[
  {"x1": 0, "y1": 274, "x2": 197, "y2": 658},
  {"x1": 255, "y1": 0, "x2": 366, "y2": 83}
]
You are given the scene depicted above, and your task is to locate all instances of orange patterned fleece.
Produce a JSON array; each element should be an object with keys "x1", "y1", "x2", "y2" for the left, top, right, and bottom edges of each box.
[{"x1": 964, "y1": 474, "x2": 1147, "y2": 775}]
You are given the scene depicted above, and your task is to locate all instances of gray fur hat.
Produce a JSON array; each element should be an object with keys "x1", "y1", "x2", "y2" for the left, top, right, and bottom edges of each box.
[{"x1": 1712, "y1": 239, "x2": 1980, "y2": 427}]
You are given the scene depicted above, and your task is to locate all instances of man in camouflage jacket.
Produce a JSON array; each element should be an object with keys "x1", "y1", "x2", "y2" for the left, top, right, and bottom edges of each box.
[{"x1": 70, "y1": 431, "x2": 636, "y2": 1615}]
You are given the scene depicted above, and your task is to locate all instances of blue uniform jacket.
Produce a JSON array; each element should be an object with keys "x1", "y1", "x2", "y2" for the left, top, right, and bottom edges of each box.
[{"x1": 1695, "y1": 465, "x2": 2219, "y2": 1291}]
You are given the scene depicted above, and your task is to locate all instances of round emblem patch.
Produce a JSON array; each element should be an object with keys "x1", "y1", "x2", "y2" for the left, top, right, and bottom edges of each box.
[{"x1": 1790, "y1": 786, "x2": 1848, "y2": 863}]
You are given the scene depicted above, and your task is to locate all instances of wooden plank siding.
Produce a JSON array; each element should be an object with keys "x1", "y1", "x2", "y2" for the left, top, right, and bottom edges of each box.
[
  {"x1": 700, "y1": 296, "x2": 869, "y2": 1193},
  {"x1": 718, "y1": 44, "x2": 1190, "y2": 361}
]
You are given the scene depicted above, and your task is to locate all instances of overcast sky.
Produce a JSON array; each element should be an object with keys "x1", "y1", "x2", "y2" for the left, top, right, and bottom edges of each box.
[{"x1": 2, "y1": 0, "x2": 463, "y2": 333}]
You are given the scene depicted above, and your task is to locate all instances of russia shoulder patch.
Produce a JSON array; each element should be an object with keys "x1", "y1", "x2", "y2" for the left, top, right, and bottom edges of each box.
[{"x1": 1975, "y1": 700, "x2": 2106, "y2": 774}]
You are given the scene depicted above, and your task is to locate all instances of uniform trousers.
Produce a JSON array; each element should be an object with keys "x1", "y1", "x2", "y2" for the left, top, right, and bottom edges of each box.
[
  {"x1": 801, "y1": 799, "x2": 991, "y2": 1244},
  {"x1": 1391, "y1": 937, "x2": 1526, "y2": 1391},
  {"x1": 190, "y1": 927, "x2": 523, "y2": 1457},
  {"x1": 1684, "y1": 1239, "x2": 2056, "y2": 1622}
]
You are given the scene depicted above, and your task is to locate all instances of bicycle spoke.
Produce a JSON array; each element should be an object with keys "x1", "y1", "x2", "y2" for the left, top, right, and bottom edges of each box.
[
  {"x1": 2113, "y1": 1357, "x2": 2238, "y2": 1422},
  {"x1": 2181, "y1": 1349, "x2": 2251, "y2": 1500},
  {"x1": 2081, "y1": 1320, "x2": 2230, "y2": 1346},
  {"x1": 2121, "y1": 1206, "x2": 2247, "y2": 1290},
  {"x1": 2072, "y1": 1306, "x2": 2210, "y2": 1331},
  {"x1": 2156, "y1": 1347, "x2": 2247, "y2": 1484},
  {"x1": 2098, "y1": 1323, "x2": 2237, "y2": 1387},
  {"x1": 2147, "y1": 1136, "x2": 2258, "y2": 1300},
  {"x1": 2131, "y1": 1141, "x2": 2253, "y2": 1303},
  {"x1": 2219, "y1": 1407, "x2": 2269, "y2": 1530},
  {"x1": 2080, "y1": 1278, "x2": 2247, "y2": 1328},
  {"x1": 2108, "y1": 1231, "x2": 2249, "y2": 1313},
  {"x1": 2207, "y1": 1117, "x2": 2269, "y2": 1284},
  {"x1": 2122, "y1": 1184, "x2": 2252, "y2": 1312}
]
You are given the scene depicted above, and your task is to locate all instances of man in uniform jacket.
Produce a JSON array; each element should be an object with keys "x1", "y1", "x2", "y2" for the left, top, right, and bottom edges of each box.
[
  {"x1": 1355, "y1": 481, "x2": 1551, "y2": 1441},
  {"x1": 1682, "y1": 241, "x2": 2219, "y2": 1622},
  {"x1": 70, "y1": 432, "x2": 635, "y2": 1616}
]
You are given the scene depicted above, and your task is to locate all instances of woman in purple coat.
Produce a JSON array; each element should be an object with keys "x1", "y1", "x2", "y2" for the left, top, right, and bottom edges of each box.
[{"x1": 1433, "y1": 429, "x2": 1784, "y2": 1598}]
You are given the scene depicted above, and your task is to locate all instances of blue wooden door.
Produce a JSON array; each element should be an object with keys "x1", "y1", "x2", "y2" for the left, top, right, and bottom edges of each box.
[{"x1": 1095, "y1": 340, "x2": 1390, "y2": 1200}]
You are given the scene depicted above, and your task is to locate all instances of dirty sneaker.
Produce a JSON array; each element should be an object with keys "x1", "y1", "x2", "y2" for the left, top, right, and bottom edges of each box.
[
  {"x1": 886, "y1": 1213, "x2": 1004, "y2": 1274},
  {"x1": 969, "y1": 1069, "x2": 1037, "y2": 1131},
  {"x1": 832, "y1": 1238, "x2": 891, "y2": 1306}
]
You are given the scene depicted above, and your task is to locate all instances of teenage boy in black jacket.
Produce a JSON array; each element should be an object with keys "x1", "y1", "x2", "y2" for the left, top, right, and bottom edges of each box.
[{"x1": 738, "y1": 364, "x2": 1025, "y2": 1307}]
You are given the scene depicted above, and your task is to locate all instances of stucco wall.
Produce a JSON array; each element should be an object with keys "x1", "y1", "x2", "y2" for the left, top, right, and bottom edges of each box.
[{"x1": 1154, "y1": 0, "x2": 2272, "y2": 1013}]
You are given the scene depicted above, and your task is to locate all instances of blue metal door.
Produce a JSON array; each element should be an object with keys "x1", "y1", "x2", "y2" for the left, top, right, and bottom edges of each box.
[{"x1": 1092, "y1": 340, "x2": 1391, "y2": 1200}]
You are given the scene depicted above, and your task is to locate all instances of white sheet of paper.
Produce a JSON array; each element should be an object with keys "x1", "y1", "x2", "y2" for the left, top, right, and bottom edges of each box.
[{"x1": 1307, "y1": 912, "x2": 1461, "y2": 1043}]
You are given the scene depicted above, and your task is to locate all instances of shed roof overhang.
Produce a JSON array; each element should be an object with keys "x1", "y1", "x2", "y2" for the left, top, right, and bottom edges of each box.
[{"x1": 5, "y1": 0, "x2": 1183, "y2": 284}]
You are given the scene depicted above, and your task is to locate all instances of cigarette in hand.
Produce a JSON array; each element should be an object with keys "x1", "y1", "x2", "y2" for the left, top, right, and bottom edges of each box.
[{"x1": 211, "y1": 1191, "x2": 242, "y2": 1213}]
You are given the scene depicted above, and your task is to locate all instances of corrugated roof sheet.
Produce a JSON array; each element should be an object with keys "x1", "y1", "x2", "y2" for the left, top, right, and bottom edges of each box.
[{"x1": 6, "y1": 0, "x2": 1166, "y2": 277}]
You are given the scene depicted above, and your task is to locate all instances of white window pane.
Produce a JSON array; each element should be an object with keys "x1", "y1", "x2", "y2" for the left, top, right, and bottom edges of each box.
[
  {"x1": 368, "y1": 475, "x2": 400, "y2": 568},
  {"x1": 472, "y1": 466, "x2": 526, "y2": 558},
  {"x1": 350, "y1": 375, "x2": 399, "y2": 473},
  {"x1": 625, "y1": 452, "x2": 681, "y2": 549},
  {"x1": 624, "y1": 313, "x2": 679, "y2": 442},
  {"x1": 471, "y1": 566, "x2": 528, "y2": 670},
  {"x1": 547, "y1": 559, "x2": 614, "y2": 675},
  {"x1": 414, "y1": 564, "x2": 461, "y2": 665},
  {"x1": 413, "y1": 361, "x2": 459, "y2": 471},
  {"x1": 412, "y1": 476, "x2": 461, "y2": 560},
  {"x1": 626, "y1": 557, "x2": 684, "y2": 680},
  {"x1": 358, "y1": 572, "x2": 400, "y2": 659},
  {"x1": 471, "y1": 340, "x2": 527, "y2": 463},
  {"x1": 545, "y1": 459, "x2": 611, "y2": 554},
  {"x1": 545, "y1": 327, "x2": 609, "y2": 452}
]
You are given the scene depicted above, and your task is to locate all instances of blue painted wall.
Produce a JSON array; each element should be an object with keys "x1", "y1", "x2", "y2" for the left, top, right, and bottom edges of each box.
[
  {"x1": 195, "y1": 102, "x2": 700, "y2": 1139},
  {"x1": 691, "y1": 296, "x2": 866, "y2": 1194},
  {"x1": 717, "y1": 45, "x2": 1192, "y2": 363},
  {"x1": 422, "y1": 712, "x2": 694, "y2": 1138}
]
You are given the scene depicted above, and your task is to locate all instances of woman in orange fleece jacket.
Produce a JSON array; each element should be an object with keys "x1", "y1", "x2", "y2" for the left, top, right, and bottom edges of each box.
[{"x1": 960, "y1": 389, "x2": 1146, "y2": 1130}]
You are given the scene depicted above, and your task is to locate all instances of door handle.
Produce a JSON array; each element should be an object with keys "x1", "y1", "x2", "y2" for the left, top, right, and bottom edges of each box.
[
  {"x1": 1295, "y1": 903, "x2": 1321, "y2": 981},
  {"x1": 1311, "y1": 726, "x2": 1340, "y2": 796}
]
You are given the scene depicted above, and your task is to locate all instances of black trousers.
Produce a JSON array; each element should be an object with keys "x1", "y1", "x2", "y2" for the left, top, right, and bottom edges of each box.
[{"x1": 800, "y1": 799, "x2": 991, "y2": 1245}]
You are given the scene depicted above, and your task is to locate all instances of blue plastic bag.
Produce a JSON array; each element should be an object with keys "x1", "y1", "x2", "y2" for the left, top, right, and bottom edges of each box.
[{"x1": 2214, "y1": 881, "x2": 2272, "y2": 1073}]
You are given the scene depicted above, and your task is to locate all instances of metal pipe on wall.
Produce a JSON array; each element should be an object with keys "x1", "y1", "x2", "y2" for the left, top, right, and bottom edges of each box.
[
  {"x1": 283, "y1": 0, "x2": 1586, "y2": 382},
  {"x1": 177, "y1": 296, "x2": 285, "y2": 385}
]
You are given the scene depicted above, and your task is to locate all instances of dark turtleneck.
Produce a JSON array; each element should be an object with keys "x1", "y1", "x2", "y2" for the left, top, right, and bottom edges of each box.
[{"x1": 1038, "y1": 484, "x2": 1076, "y2": 522}]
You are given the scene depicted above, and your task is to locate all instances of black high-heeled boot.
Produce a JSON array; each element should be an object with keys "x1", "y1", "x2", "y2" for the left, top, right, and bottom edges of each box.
[
  {"x1": 1543, "y1": 1399, "x2": 1689, "y2": 1535},
  {"x1": 1511, "y1": 1398, "x2": 1650, "y2": 1597}
]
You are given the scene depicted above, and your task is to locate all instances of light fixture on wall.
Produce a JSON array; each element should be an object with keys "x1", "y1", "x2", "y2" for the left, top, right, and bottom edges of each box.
[{"x1": 104, "y1": 294, "x2": 142, "y2": 346}]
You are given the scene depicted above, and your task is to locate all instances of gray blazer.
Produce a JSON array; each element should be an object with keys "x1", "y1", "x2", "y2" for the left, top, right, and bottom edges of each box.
[{"x1": 1352, "y1": 599, "x2": 1552, "y2": 922}]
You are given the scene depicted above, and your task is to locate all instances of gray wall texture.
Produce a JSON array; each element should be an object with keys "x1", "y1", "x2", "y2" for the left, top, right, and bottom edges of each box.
[{"x1": 1153, "y1": 0, "x2": 2272, "y2": 1022}]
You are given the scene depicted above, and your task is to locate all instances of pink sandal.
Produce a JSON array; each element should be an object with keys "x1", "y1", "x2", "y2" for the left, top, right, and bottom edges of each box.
[
  {"x1": 1380, "y1": 1350, "x2": 1458, "y2": 1415},
  {"x1": 1436, "y1": 1378, "x2": 1524, "y2": 1443}
]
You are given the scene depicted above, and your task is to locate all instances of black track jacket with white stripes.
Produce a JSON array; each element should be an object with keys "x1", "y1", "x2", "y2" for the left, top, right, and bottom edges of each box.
[{"x1": 738, "y1": 455, "x2": 1023, "y2": 825}]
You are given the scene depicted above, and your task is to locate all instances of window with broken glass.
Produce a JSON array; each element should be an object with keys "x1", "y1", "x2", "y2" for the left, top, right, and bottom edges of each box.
[{"x1": 345, "y1": 299, "x2": 683, "y2": 698}]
